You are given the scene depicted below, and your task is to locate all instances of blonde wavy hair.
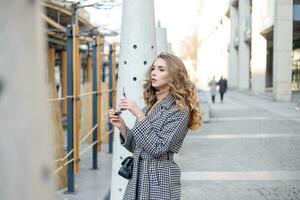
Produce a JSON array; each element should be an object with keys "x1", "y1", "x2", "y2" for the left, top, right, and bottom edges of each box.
[{"x1": 143, "y1": 52, "x2": 202, "y2": 130}]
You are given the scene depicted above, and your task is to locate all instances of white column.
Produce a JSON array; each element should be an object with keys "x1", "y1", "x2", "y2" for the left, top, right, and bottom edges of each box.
[
  {"x1": 168, "y1": 42, "x2": 173, "y2": 53},
  {"x1": 156, "y1": 22, "x2": 168, "y2": 54},
  {"x1": 110, "y1": 0, "x2": 157, "y2": 199},
  {"x1": 251, "y1": 0, "x2": 267, "y2": 94},
  {"x1": 273, "y1": 0, "x2": 293, "y2": 101},
  {"x1": 0, "y1": 1, "x2": 53, "y2": 200},
  {"x1": 228, "y1": 4, "x2": 239, "y2": 88},
  {"x1": 238, "y1": 0, "x2": 250, "y2": 90}
]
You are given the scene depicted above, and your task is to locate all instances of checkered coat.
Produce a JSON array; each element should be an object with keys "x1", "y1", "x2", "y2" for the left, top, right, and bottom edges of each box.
[{"x1": 120, "y1": 95, "x2": 190, "y2": 200}]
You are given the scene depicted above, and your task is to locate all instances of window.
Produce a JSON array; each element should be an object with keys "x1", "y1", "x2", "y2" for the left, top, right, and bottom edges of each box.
[{"x1": 294, "y1": 0, "x2": 300, "y2": 5}]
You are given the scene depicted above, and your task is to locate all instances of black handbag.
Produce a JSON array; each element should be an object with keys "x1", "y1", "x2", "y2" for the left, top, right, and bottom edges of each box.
[{"x1": 118, "y1": 156, "x2": 134, "y2": 179}]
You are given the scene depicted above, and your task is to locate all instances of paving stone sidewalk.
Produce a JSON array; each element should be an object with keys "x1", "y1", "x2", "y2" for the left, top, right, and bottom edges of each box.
[
  {"x1": 179, "y1": 90, "x2": 300, "y2": 200},
  {"x1": 55, "y1": 90, "x2": 300, "y2": 200},
  {"x1": 55, "y1": 144, "x2": 112, "y2": 200}
]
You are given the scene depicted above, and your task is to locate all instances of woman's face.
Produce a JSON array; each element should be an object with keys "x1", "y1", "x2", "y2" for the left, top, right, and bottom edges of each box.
[{"x1": 151, "y1": 58, "x2": 170, "y2": 90}]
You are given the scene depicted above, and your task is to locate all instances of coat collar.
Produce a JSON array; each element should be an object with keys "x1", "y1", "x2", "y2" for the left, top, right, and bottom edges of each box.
[
  {"x1": 145, "y1": 95, "x2": 175, "y2": 113},
  {"x1": 159, "y1": 94, "x2": 175, "y2": 110}
]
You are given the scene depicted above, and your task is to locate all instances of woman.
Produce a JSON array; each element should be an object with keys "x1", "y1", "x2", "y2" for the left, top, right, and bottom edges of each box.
[
  {"x1": 109, "y1": 52, "x2": 202, "y2": 200},
  {"x1": 218, "y1": 76, "x2": 227, "y2": 103},
  {"x1": 208, "y1": 76, "x2": 217, "y2": 103}
]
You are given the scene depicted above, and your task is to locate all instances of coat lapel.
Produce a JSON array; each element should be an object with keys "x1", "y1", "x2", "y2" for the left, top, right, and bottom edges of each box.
[{"x1": 145, "y1": 95, "x2": 175, "y2": 119}]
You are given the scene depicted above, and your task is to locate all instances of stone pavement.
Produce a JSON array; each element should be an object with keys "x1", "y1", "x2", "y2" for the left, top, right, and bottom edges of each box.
[
  {"x1": 55, "y1": 90, "x2": 300, "y2": 200},
  {"x1": 178, "y1": 90, "x2": 300, "y2": 200},
  {"x1": 55, "y1": 144, "x2": 112, "y2": 200}
]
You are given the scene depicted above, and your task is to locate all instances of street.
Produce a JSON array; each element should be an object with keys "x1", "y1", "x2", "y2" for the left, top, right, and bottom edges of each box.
[{"x1": 179, "y1": 91, "x2": 300, "y2": 200}]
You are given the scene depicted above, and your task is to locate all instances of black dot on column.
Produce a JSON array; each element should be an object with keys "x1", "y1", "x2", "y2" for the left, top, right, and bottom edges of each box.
[
  {"x1": 119, "y1": 188, "x2": 122, "y2": 192},
  {"x1": 0, "y1": 78, "x2": 3, "y2": 97},
  {"x1": 143, "y1": 61, "x2": 147, "y2": 65},
  {"x1": 41, "y1": 166, "x2": 50, "y2": 182},
  {"x1": 133, "y1": 77, "x2": 137, "y2": 81},
  {"x1": 133, "y1": 45, "x2": 137, "y2": 49},
  {"x1": 151, "y1": 45, "x2": 154, "y2": 49},
  {"x1": 124, "y1": 61, "x2": 127, "y2": 65},
  {"x1": 120, "y1": 156, "x2": 123, "y2": 160}
]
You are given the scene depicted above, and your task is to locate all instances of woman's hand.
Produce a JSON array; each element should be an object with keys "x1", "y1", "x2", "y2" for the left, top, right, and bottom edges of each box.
[
  {"x1": 118, "y1": 99, "x2": 145, "y2": 121},
  {"x1": 109, "y1": 108, "x2": 125, "y2": 129},
  {"x1": 109, "y1": 109, "x2": 127, "y2": 138}
]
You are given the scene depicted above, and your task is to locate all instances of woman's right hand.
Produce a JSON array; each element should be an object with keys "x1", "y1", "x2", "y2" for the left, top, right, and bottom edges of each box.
[{"x1": 109, "y1": 108, "x2": 125, "y2": 129}]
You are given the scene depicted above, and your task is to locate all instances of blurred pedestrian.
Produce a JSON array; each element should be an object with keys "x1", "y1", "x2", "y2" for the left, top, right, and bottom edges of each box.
[
  {"x1": 295, "y1": 99, "x2": 300, "y2": 111},
  {"x1": 208, "y1": 76, "x2": 217, "y2": 103},
  {"x1": 218, "y1": 75, "x2": 227, "y2": 103}
]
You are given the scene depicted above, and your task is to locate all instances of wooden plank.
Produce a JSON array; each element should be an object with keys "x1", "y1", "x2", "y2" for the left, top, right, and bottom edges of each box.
[
  {"x1": 111, "y1": 43, "x2": 117, "y2": 109},
  {"x1": 42, "y1": 2, "x2": 93, "y2": 28},
  {"x1": 86, "y1": 55, "x2": 92, "y2": 82},
  {"x1": 79, "y1": 81, "x2": 92, "y2": 142},
  {"x1": 61, "y1": 51, "x2": 67, "y2": 116},
  {"x1": 79, "y1": 53, "x2": 82, "y2": 112},
  {"x1": 47, "y1": 30, "x2": 66, "y2": 41},
  {"x1": 47, "y1": 30, "x2": 92, "y2": 43},
  {"x1": 48, "y1": 48, "x2": 55, "y2": 84},
  {"x1": 42, "y1": 2, "x2": 72, "y2": 16},
  {"x1": 49, "y1": 48, "x2": 67, "y2": 189},
  {"x1": 101, "y1": 83, "x2": 109, "y2": 145},
  {"x1": 101, "y1": 82, "x2": 109, "y2": 145},
  {"x1": 72, "y1": 24, "x2": 80, "y2": 173},
  {"x1": 97, "y1": 36, "x2": 103, "y2": 150},
  {"x1": 109, "y1": 43, "x2": 117, "y2": 144},
  {"x1": 41, "y1": 12, "x2": 66, "y2": 33},
  {"x1": 79, "y1": 35, "x2": 93, "y2": 43}
]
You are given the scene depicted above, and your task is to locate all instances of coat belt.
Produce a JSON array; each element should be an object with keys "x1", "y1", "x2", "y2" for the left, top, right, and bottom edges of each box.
[
  {"x1": 131, "y1": 149, "x2": 174, "y2": 199},
  {"x1": 139, "y1": 151, "x2": 174, "y2": 161}
]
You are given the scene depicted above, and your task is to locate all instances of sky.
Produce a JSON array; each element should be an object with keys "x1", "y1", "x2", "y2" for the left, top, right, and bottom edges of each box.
[
  {"x1": 85, "y1": 0, "x2": 123, "y2": 38},
  {"x1": 85, "y1": 0, "x2": 230, "y2": 54},
  {"x1": 154, "y1": 0, "x2": 201, "y2": 42}
]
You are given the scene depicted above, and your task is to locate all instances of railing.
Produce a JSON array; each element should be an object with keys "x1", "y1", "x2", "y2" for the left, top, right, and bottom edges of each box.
[{"x1": 49, "y1": 24, "x2": 117, "y2": 193}]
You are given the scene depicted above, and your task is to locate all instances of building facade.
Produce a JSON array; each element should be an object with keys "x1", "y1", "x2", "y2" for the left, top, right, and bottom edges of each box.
[{"x1": 228, "y1": 0, "x2": 300, "y2": 101}]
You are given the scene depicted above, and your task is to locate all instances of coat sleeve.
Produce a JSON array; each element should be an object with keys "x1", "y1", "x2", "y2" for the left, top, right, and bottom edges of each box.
[
  {"x1": 119, "y1": 107, "x2": 147, "y2": 153},
  {"x1": 120, "y1": 127, "x2": 136, "y2": 153},
  {"x1": 127, "y1": 109, "x2": 189, "y2": 157}
]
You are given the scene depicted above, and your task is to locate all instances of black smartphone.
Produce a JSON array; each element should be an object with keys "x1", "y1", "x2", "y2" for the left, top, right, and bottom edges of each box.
[{"x1": 114, "y1": 87, "x2": 126, "y2": 116}]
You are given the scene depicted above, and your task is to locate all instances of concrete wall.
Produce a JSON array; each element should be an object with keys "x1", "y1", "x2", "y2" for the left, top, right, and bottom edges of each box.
[
  {"x1": 272, "y1": 0, "x2": 293, "y2": 101},
  {"x1": 251, "y1": 0, "x2": 267, "y2": 94},
  {"x1": 237, "y1": 0, "x2": 251, "y2": 90},
  {"x1": 259, "y1": 0, "x2": 275, "y2": 32},
  {"x1": 228, "y1": 5, "x2": 239, "y2": 88},
  {"x1": 250, "y1": 0, "x2": 293, "y2": 101}
]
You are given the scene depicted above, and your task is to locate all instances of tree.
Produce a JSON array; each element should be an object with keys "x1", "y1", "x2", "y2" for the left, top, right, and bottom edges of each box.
[{"x1": 180, "y1": 31, "x2": 201, "y2": 70}]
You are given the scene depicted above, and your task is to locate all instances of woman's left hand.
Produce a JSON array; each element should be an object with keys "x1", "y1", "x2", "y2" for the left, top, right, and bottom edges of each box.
[{"x1": 118, "y1": 99, "x2": 145, "y2": 120}]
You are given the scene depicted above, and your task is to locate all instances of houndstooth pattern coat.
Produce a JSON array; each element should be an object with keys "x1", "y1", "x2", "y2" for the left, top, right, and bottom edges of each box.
[{"x1": 120, "y1": 95, "x2": 190, "y2": 200}]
